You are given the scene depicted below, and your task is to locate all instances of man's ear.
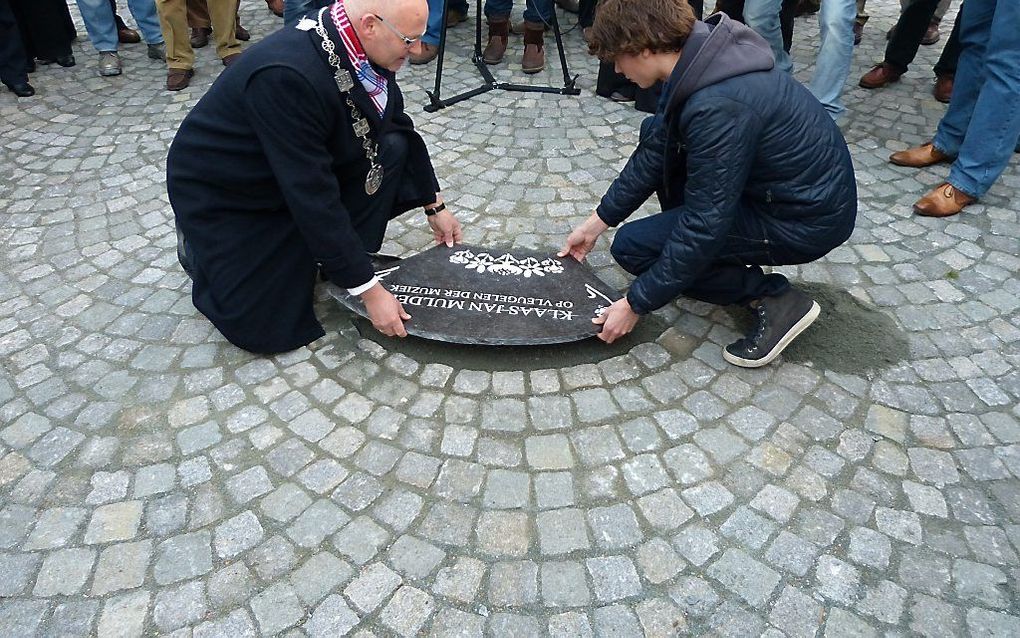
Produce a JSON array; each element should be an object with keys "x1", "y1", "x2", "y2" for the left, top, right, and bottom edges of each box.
[{"x1": 639, "y1": 49, "x2": 653, "y2": 59}]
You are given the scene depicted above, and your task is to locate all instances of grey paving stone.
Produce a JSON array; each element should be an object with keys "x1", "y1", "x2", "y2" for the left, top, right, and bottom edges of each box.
[
  {"x1": 488, "y1": 560, "x2": 539, "y2": 607},
  {"x1": 91, "y1": 539, "x2": 152, "y2": 595},
  {"x1": 380, "y1": 586, "x2": 435, "y2": 637},
  {"x1": 769, "y1": 586, "x2": 823, "y2": 638},
  {"x1": 586, "y1": 556, "x2": 642, "y2": 603},
  {"x1": 429, "y1": 607, "x2": 486, "y2": 637},
  {"x1": 537, "y1": 508, "x2": 591, "y2": 555},
  {"x1": 154, "y1": 531, "x2": 213, "y2": 585},
  {"x1": 84, "y1": 500, "x2": 143, "y2": 544},
  {"x1": 636, "y1": 538, "x2": 685, "y2": 585},
  {"x1": 706, "y1": 548, "x2": 780, "y2": 608},
  {"x1": 386, "y1": 535, "x2": 446, "y2": 580},
  {"x1": 43, "y1": 601, "x2": 100, "y2": 638},
  {"x1": 250, "y1": 583, "x2": 305, "y2": 635},
  {"x1": 476, "y1": 510, "x2": 530, "y2": 557},
  {"x1": 587, "y1": 504, "x2": 642, "y2": 549},
  {"x1": 304, "y1": 595, "x2": 360, "y2": 638},
  {"x1": 548, "y1": 611, "x2": 594, "y2": 638},
  {"x1": 0, "y1": 552, "x2": 40, "y2": 597},
  {"x1": 96, "y1": 590, "x2": 150, "y2": 638},
  {"x1": 856, "y1": 579, "x2": 907, "y2": 625},
  {"x1": 153, "y1": 579, "x2": 207, "y2": 632},
  {"x1": 0, "y1": 599, "x2": 48, "y2": 636},
  {"x1": 815, "y1": 555, "x2": 861, "y2": 605},
  {"x1": 33, "y1": 547, "x2": 95, "y2": 596},
  {"x1": 344, "y1": 562, "x2": 403, "y2": 613},
  {"x1": 209, "y1": 562, "x2": 256, "y2": 610},
  {"x1": 333, "y1": 515, "x2": 390, "y2": 564},
  {"x1": 432, "y1": 557, "x2": 486, "y2": 604},
  {"x1": 682, "y1": 481, "x2": 735, "y2": 516},
  {"x1": 289, "y1": 499, "x2": 350, "y2": 548},
  {"x1": 194, "y1": 609, "x2": 258, "y2": 638}
]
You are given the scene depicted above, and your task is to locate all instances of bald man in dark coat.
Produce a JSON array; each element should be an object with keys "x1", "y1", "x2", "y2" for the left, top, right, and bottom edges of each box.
[{"x1": 168, "y1": 0, "x2": 461, "y2": 354}]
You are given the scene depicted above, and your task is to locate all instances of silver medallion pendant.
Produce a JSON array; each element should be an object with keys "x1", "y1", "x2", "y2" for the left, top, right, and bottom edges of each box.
[{"x1": 365, "y1": 164, "x2": 384, "y2": 195}]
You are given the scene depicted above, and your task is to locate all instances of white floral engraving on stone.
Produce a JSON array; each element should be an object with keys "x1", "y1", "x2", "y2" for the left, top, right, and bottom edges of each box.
[
  {"x1": 586, "y1": 283, "x2": 613, "y2": 317},
  {"x1": 449, "y1": 250, "x2": 565, "y2": 278}
]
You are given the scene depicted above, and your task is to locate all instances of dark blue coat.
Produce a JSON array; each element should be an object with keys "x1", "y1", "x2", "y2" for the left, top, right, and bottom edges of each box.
[
  {"x1": 597, "y1": 14, "x2": 857, "y2": 314},
  {"x1": 167, "y1": 19, "x2": 438, "y2": 353}
]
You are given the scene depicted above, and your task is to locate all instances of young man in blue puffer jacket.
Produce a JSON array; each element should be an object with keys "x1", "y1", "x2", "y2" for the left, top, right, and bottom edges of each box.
[{"x1": 560, "y1": 0, "x2": 857, "y2": 368}]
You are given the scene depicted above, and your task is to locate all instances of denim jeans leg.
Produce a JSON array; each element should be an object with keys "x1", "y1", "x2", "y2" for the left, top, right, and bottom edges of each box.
[
  {"x1": 744, "y1": 0, "x2": 792, "y2": 73},
  {"x1": 932, "y1": 0, "x2": 995, "y2": 157},
  {"x1": 946, "y1": 0, "x2": 1020, "y2": 198},
  {"x1": 808, "y1": 0, "x2": 856, "y2": 119},
  {"x1": 127, "y1": 0, "x2": 165, "y2": 45},
  {"x1": 522, "y1": 0, "x2": 554, "y2": 22},
  {"x1": 423, "y1": 0, "x2": 444, "y2": 45},
  {"x1": 75, "y1": 0, "x2": 118, "y2": 52},
  {"x1": 484, "y1": 0, "x2": 512, "y2": 19}
]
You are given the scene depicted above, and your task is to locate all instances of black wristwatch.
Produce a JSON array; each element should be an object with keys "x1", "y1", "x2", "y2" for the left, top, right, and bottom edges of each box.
[{"x1": 424, "y1": 202, "x2": 446, "y2": 216}]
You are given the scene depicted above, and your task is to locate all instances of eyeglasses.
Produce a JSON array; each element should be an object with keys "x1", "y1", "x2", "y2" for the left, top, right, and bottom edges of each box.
[{"x1": 372, "y1": 14, "x2": 426, "y2": 48}]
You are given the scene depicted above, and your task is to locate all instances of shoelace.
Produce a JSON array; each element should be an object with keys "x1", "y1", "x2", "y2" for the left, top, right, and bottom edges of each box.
[{"x1": 747, "y1": 304, "x2": 768, "y2": 353}]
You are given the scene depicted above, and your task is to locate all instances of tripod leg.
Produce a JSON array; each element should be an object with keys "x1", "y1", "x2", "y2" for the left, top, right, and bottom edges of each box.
[
  {"x1": 550, "y1": 11, "x2": 577, "y2": 90},
  {"x1": 431, "y1": 0, "x2": 451, "y2": 102}
]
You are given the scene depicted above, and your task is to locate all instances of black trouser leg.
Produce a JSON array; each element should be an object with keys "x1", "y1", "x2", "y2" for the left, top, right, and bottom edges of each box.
[
  {"x1": 341, "y1": 132, "x2": 412, "y2": 253},
  {"x1": 0, "y1": 0, "x2": 29, "y2": 87},
  {"x1": 933, "y1": 8, "x2": 962, "y2": 77},
  {"x1": 610, "y1": 209, "x2": 799, "y2": 308},
  {"x1": 884, "y1": 0, "x2": 940, "y2": 73}
]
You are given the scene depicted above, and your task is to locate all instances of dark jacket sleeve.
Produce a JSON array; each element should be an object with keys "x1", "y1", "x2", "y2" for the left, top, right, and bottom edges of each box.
[
  {"x1": 241, "y1": 65, "x2": 376, "y2": 289},
  {"x1": 626, "y1": 96, "x2": 762, "y2": 314},
  {"x1": 595, "y1": 113, "x2": 668, "y2": 227}
]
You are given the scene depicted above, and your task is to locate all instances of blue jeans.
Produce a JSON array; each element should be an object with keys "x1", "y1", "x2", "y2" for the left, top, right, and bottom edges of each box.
[
  {"x1": 76, "y1": 0, "x2": 163, "y2": 51},
  {"x1": 931, "y1": 0, "x2": 1020, "y2": 198},
  {"x1": 424, "y1": 0, "x2": 470, "y2": 46},
  {"x1": 284, "y1": 0, "x2": 331, "y2": 27},
  {"x1": 484, "y1": 0, "x2": 553, "y2": 23},
  {"x1": 808, "y1": 0, "x2": 856, "y2": 118},
  {"x1": 744, "y1": 0, "x2": 792, "y2": 73}
]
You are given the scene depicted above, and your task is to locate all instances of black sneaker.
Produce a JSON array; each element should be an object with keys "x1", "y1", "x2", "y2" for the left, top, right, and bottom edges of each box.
[{"x1": 723, "y1": 287, "x2": 820, "y2": 368}]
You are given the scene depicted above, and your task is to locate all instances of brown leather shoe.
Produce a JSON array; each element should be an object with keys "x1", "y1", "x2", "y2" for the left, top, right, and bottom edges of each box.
[
  {"x1": 236, "y1": 24, "x2": 250, "y2": 41},
  {"x1": 265, "y1": 0, "x2": 284, "y2": 17},
  {"x1": 853, "y1": 22, "x2": 862, "y2": 46},
  {"x1": 913, "y1": 182, "x2": 975, "y2": 217},
  {"x1": 483, "y1": 16, "x2": 509, "y2": 65},
  {"x1": 118, "y1": 26, "x2": 141, "y2": 44},
  {"x1": 859, "y1": 63, "x2": 903, "y2": 89},
  {"x1": 166, "y1": 68, "x2": 194, "y2": 91},
  {"x1": 522, "y1": 21, "x2": 545, "y2": 74},
  {"x1": 222, "y1": 53, "x2": 241, "y2": 67},
  {"x1": 921, "y1": 20, "x2": 940, "y2": 46},
  {"x1": 933, "y1": 74, "x2": 953, "y2": 103},
  {"x1": 409, "y1": 42, "x2": 439, "y2": 65},
  {"x1": 889, "y1": 142, "x2": 954, "y2": 168},
  {"x1": 190, "y1": 27, "x2": 211, "y2": 48}
]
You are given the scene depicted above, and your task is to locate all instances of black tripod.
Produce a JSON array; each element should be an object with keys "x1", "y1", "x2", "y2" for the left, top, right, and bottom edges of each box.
[{"x1": 424, "y1": 0, "x2": 581, "y2": 112}]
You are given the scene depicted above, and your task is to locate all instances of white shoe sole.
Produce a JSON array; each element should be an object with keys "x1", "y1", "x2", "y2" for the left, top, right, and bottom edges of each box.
[{"x1": 723, "y1": 301, "x2": 821, "y2": 368}]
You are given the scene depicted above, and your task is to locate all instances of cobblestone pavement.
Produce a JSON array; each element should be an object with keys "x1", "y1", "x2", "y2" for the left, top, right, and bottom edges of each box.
[{"x1": 2, "y1": 2, "x2": 1019, "y2": 637}]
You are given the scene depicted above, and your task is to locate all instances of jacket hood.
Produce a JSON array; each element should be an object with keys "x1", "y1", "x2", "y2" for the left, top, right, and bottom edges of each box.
[{"x1": 664, "y1": 13, "x2": 775, "y2": 116}]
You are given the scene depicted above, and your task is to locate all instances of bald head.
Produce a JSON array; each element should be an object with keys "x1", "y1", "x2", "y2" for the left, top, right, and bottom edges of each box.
[{"x1": 343, "y1": 0, "x2": 429, "y2": 72}]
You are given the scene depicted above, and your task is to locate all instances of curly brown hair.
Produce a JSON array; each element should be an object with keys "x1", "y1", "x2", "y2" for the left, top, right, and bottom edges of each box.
[{"x1": 588, "y1": 0, "x2": 696, "y2": 61}]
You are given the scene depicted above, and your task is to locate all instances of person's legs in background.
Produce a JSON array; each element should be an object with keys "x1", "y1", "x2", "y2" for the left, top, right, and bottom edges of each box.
[
  {"x1": 155, "y1": 0, "x2": 196, "y2": 89},
  {"x1": 413, "y1": 0, "x2": 469, "y2": 64},
  {"x1": 521, "y1": 0, "x2": 554, "y2": 73},
  {"x1": 0, "y1": 0, "x2": 34, "y2": 96},
  {"x1": 939, "y1": 0, "x2": 1020, "y2": 200},
  {"x1": 931, "y1": 8, "x2": 960, "y2": 102},
  {"x1": 859, "y1": 0, "x2": 938, "y2": 89},
  {"x1": 109, "y1": 0, "x2": 142, "y2": 42},
  {"x1": 808, "y1": 0, "x2": 856, "y2": 119},
  {"x1": 75, "y1": 0, "x2": 126, "y2": 75},
  {"x1": 853, "y1": 0, "x2": 866, "y2": 44},
  {"x1": 123, "y1": 0, "x2": 166, "y2": 62},
  {"x1": 11, "y1": 0, "x2": 75, "y2": 67},
  {"x1": 744, "y1": 0, "x2": 792, "y2": 73}
]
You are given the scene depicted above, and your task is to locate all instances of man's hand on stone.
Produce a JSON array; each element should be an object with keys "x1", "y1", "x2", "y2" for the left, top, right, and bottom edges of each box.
[
  {"x1": 361, "y1": 283, "x2": 410, "y2": 337},
  {"x1": 559, "y1": 212, "x2": 609, "y2": 262},
  {"x1": 428, "y1": 208, "x2": 463, "y2": 248},
  {"x1": 593, "y1": 297, "x2": 639, "y2": 344}
]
